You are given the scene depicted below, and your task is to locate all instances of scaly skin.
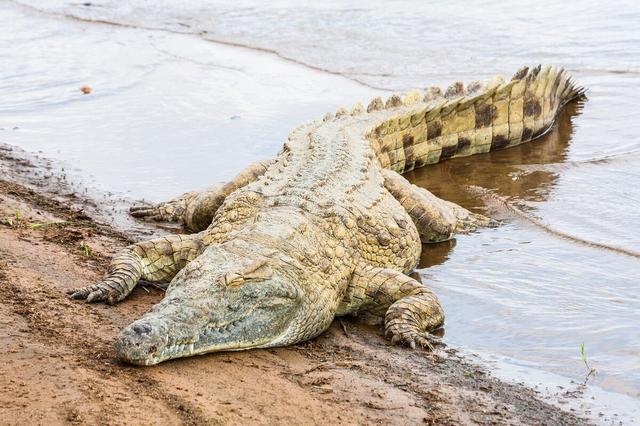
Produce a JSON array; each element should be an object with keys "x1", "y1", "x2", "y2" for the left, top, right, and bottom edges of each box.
[{"x1": 68, "y1": 65, "x2": 584, "y2": 365}]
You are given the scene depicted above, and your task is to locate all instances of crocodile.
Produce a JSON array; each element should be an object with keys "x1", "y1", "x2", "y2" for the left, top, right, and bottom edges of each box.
[{"x1": 68, "y1": 65, "x2": 584, "y2": 365}]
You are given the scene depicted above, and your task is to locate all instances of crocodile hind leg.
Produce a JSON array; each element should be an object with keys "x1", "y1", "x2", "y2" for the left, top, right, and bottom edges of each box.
[
  {"x1": 382, "y1": 169, "x2": 494, "y2": 243},
  {"x1": 67, "y1": 234, "x2": 205, "y2": 304},
  {"x1": 129, "y1": 184, "x2": 222, "y2": 231},
  {"x1": 130, "y1": 159, "x2": 274, "y2": 232},
  {"x1": 338, "y1": 266, "x2": 444, "y2": 349}
]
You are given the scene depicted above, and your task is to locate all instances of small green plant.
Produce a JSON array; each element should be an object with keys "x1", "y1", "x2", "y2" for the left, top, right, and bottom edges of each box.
[
  {"x1": 29, "y1": 220, "x2": 72, "y2": 230},
  {"x1": 1, "y1": 210, "x2": 24, "y2": 227},
  {"x1": 580, "y1": 343, "x2": 597, "y2": 383},
  {"x1": 79, "y1": 241, "x2": 92, "y2": 257}
]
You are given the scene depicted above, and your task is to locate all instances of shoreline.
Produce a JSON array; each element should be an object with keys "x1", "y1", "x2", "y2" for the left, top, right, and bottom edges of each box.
[{"x1": 0, "y1": 146, "x2": 588, "y2": 425}]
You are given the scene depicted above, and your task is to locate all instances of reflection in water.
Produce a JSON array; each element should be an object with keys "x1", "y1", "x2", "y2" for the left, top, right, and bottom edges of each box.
[
  {"x1": 406, "y1": 100, "x2": 584, "y2": 213},
  {"x1": 516, "y1": 148, "x2": 640, "y2": 175},
  {"x1": 410, "y1": 102, "x2": 596, "y2": 364},
  {"x1": 418, "y1": 239, "x2": 457, "y2": 270},
  {"x1": 408, "y1": 100, "x2": 640, "y2": 260},
  {"x1": 411, "y1": 100, "x2": 585, "y2": 359}
]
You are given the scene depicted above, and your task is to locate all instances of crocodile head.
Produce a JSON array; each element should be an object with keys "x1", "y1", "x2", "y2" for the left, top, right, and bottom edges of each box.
[{"x1": 114, "y1": 246, "x2": 304, "y2": 366}]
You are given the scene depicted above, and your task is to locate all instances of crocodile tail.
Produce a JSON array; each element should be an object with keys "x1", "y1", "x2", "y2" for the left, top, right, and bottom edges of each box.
[{"x1": 367, "y1": 65, "x2": 586, "y2": 174}]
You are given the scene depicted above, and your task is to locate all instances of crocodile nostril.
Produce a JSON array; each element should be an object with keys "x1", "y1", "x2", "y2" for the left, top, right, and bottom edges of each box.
[{"x1": 132, "y1": 323, "x2": 153, "y2": 335}]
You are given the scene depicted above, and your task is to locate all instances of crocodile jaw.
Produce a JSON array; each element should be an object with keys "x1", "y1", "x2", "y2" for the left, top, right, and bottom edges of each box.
[
  {"x1": 114, "y1": 276, "x2": 301, "y2": 366},
  {"x1": 115, "y1": 314, "x2": 288, "y2": 366}
]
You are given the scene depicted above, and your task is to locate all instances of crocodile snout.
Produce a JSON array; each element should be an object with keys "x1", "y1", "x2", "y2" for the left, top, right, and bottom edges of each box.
[{"x1": 115, "y1": 320, "x2": 164, "y2": 366}]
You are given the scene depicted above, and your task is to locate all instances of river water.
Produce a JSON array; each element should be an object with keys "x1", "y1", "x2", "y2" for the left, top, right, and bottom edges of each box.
[{"x1": 1, "y1": 0, "x2": 639, "y2": 421}]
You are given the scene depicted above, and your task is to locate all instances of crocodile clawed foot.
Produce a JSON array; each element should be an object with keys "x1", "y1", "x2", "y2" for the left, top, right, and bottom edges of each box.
[
  {"x1": 129, "y1": 191, "x2": 197, "y2": 224},
  {"x1": 129, "y1": 204, "x2": 156, "y2": 217},
  {"x1": 129, "y1": 204, "x2": 171, "y2": 222},
  {"x1": 414, "y1": 333, "x2": 443, "y2": 351},
  {"x1": 385, "y1": 327, "x2": 443, "y2": 351},
  {"x1": 67, "y1": 281, "x2": 120, "y2": 305}
]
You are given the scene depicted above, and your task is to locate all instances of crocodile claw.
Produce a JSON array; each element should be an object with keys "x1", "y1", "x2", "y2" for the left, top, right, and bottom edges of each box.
[
  {"x1": 129, "y1": 204, "x2": 154, "y2": 215},
  {"x1": 129, "y1": 200, "x2": 185, "y2": 223},
  {"x1": 67, "y1": 281, "x2": 120, "y2": 305},
  {"x1": 129, "y1": 204, "x2": 166, "y2": 222},
  {"x1": 386, "y1": 327, "x2": 442, "y2": 352}
]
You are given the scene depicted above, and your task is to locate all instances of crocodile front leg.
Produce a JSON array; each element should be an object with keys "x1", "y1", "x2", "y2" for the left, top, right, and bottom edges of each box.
[
  {"x1": 382, "y1": 169, "x2": 494, "y2": 242},
  {"x1": 67, "y1": 234, "x2": 205, "y2": 304},
  {"x1": 130, "y1": 159, "x2": 275, "y2": 232},
  {"x1": 339, "y1": 266, "x2": 444, "y2": 349}
]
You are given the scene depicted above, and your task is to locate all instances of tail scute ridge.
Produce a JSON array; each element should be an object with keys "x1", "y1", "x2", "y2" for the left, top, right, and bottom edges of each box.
[{"x1": 366, "y1": 65, "x2": 585, "y2": 174}]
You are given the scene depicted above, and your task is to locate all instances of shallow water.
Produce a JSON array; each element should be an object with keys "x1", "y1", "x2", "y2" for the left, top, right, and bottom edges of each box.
[{"x1": 1, "y1": 0, "x2": 639, "y2": 419}]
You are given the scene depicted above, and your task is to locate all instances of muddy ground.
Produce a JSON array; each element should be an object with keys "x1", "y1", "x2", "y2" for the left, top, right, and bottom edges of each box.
[{"x1": 0, "y1": 146, "x2": 589, "y2": 425}]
